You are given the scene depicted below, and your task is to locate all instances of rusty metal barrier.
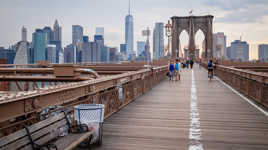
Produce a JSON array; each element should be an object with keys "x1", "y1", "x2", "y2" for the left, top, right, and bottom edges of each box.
[
  {"x1": 0, "y1": 65, "x2": 168, "y2": 136},
  {"x1": 214, "y1": 65, "x2": 268, "y2": 109}
]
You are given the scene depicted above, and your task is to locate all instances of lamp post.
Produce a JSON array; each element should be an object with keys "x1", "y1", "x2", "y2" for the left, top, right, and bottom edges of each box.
[
  {"x1": 142, "y1": 27, "x2": 151, "y2": 69},
  {"x1": 165, "y1": 20, "x2": 172, "y2": 58}
]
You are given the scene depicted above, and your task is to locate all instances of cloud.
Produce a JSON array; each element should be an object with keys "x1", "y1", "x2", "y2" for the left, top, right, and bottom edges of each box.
[
  {"x1": 204, "y1": 0, "x2": 268, "y2": 23},
  {"x1": 215, "y1": 5, "x2": 268, "y2": 23},
  {"x1": 204, "y1": 0, "x2": 268, "y2": 10}
]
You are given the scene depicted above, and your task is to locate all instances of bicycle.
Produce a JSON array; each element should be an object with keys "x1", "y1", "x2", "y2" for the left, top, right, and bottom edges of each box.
[{"x1": 208, "y1": 68, "x2": 214, "y2": 81}]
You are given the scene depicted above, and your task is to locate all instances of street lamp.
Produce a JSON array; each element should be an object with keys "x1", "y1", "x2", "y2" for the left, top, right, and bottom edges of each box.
[
  {"x1": 142, "y1": 27, "x2": 151, "y2": 69},
  {"x1": 165, "y1": 20, "x2": 172, "y2": 58}
]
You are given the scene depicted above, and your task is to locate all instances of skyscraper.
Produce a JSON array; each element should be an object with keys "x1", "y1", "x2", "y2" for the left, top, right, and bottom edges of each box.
[
  {"x1": 94, "y1": 35, "x2": 104, "y2": 62},
  {"x1": 81, "y1": 39, "x2": 91, "y2": 63},
  {"x1": 91, "y1": 41, "x2": 101, "y2": 63},
  {"x1": 213, "y1": 32, "x2": 227, "y2": 59},
  {"x1": 53, "y1": 20, "x2": 62, "y2": 42},
  {"x1": 102, "y1": 46, "x2": 110, "y2": 62},
  {"x1": 14, "y1": 41, "x2": 30, "y2": 64},
  {"x1": 109, "y1": 47, "x2": 118, "y2": 62},
  {"x1": 72, "y1": 25, "x2": 83, "y2": 45},
  {"x1": 230, "y1": 40, "x2": 249, "y2": 61},
  {"x1": 120, "y1": 44, "x2": 126, "y2": 54},
  {"x1": 137, "y1": 41, "x2": 146, "y2": 56},
  {"x1": 153, "y1": 23, "x2": 164, "y2": 60},
  {"x1": 21, "y1": 26, "x2": 27, "y2": 42},
  {"x1": 46, "y1": 44, "x2": 57, "y2": 63},
  {"x1": 258, "y1": 44, "x2": 268, "y2": 62},
  {"x1": 50, "y1": 41, "x2": 61, "y2": 63},
  {"x1": 227, "y1": 46, "x2": 231, "y2": 59},
  {"x1": 43, "y1": 26, "x2": 54, "y2": 44},
  {"x1": 64, "y1": 44, "x2": 75, "y2": 63},
  {"x1": 94, "y1": 35, "x2": 104, "y2": 45},
  {"x1": 125, "y1": 0, "x2": 134, "y2": 59},
  {"x1": 0, "y1": 47, "x2": 15, "y2": 64},
  {"x1": 32, "y1": 29, "x2": 47, "y2": 63},
  {"x1": 96, "y1": 27, "x2": 104, "y2": 37}
]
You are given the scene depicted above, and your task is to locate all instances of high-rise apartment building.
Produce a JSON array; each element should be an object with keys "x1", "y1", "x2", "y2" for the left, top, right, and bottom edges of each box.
[
  {"x1": 230, "y1": 40, "x2": 249, "y2": 61},
  {"x1": 21, "y1": 26, "x2": 27, "y2": 42},
  {"x1": 258, "y1": 44, "x2": 268, "y2": 62},
  {"x1": 32, "y1": 29, "x2": 47, "y2": 63},
  {"x1": 153, "y1": 23, "x2": 164, "y2": 60},
  {"x1": 125, "y1": 1, "x2": 134, "y2": 60},
  {"x1": 137, "y1": 41, "x2": 146, "y2": 56},
  {"x1": 213, "y1": 32, "x2": 227, "y2": 59},
  {"x1": 96, "y1": 27, "x2": 104, "y2": 37},
  {"x1": 72, "y1": 25, "x2": 83, "y2": 45}
]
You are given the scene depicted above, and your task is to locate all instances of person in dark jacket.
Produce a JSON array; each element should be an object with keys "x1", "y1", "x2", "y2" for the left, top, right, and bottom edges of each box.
[{"x1": 190, "y1": 59, "x2": 194, "y2": 69}]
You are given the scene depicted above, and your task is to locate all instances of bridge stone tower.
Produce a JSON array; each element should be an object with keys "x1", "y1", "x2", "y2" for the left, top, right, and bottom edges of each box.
[{"x1": 171, "y1": 15, "x2": 213, "y2": 59}]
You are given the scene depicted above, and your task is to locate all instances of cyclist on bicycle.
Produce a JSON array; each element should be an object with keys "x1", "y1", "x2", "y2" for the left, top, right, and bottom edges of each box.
[{"x1": 207, "y1": 60, "x2": 214, "y2": 78}]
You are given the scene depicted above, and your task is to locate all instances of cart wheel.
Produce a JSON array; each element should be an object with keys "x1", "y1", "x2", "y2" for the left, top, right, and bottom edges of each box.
[{"x1": 96, "y1": 123, "x2": 103, "y2": 146}]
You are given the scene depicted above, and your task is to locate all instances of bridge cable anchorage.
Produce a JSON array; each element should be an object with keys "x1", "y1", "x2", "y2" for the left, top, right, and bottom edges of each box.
[
  {"x1": 189, "y1": 70, "x2": 204, "y2": 150},
  {"x1": 215, "y1": 76, "x2": 268, "y2": 117}
]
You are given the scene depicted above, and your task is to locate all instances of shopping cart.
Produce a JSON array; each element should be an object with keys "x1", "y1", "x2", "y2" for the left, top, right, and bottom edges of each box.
[{"x1": 74, "y1": 104, "x2": 105, "y2": 145}]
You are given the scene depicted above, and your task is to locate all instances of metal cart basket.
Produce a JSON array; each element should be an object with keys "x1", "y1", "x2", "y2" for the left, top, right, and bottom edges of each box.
[{"x1": 74, "y1": 104, "x2": 104, "y2": 145}]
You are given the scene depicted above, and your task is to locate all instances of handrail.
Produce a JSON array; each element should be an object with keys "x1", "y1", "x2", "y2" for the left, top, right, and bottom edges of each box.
[
  {"x1": 213, "y1": 65, "x2": 268, "y2": 109},
  {"x1": 0, "y1": 65, "x2": 168, "y2": 126}
]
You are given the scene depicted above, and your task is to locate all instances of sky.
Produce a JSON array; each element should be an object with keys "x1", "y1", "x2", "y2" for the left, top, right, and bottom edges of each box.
[{"x1": 1, "y1": 0, "x2": 268, "y2": 60}]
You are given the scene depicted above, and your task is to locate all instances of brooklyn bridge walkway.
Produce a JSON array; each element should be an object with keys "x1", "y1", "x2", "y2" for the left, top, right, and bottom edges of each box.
[{"x1": 94, "y1": 66, "x2": 268, "y2": 150}]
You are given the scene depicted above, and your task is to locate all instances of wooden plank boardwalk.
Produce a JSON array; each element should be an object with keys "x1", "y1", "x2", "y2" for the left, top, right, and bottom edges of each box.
[{"x1": 93, "y1": 66, "x2": 268, "y2": 150}]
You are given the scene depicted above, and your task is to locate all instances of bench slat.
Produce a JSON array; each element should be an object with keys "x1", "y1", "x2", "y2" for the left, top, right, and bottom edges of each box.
[
  {"x1": 21, "y1": 133, "x2": 57, "y2": 150},
  {"x1": 0, "y1": 134, "x2": 31, "y2": 150},
  {"x1": 55, "y1": 132, "x2": 92, "y2": 150},
  {"x1": 0, "y1": 128, "x2": 27, "y2": 147},
  {"x1": 28, "y1": 113, "x2": 65, "y2": 133},
  {"x1": 0, "y1": 113, "x2": 66, "y2": 150},
  {"x1": 31, "y1": 119, "x2": 67, "y2": 142}
]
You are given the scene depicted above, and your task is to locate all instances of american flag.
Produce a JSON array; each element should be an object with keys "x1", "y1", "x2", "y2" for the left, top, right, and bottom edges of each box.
[{"x1": 189, "y1": 10, "x2": 193, "y2": 15}]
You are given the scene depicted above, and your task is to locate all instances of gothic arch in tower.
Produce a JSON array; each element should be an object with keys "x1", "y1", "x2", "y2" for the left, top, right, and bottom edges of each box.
[{"x1": 171, "y1": 15, "x2": 214, "y2": 59}]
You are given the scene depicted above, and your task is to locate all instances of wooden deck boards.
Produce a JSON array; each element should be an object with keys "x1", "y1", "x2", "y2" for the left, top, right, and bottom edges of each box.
[{"x1": 91, "y1": 66, "x2": 268, "y2": 150}]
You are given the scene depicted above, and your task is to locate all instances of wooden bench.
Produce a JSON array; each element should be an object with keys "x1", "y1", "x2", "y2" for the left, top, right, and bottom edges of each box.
[{"x1": 0, "y1": 111, "x2": 93, "y2": 150}]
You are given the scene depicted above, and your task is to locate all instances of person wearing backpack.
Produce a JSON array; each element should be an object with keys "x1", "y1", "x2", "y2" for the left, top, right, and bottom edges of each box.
[{"x1": 207, "y1": 60, "x2": 214, "y2": 78}]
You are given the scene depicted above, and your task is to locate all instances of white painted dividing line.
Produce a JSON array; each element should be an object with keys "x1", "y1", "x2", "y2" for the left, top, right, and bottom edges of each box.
[
  {"x1": 189, "y1": 70, "x2": 204, "y2": 150},
  {"x1": 215, "y1": 76, "x2": 268, "y2": 117}
]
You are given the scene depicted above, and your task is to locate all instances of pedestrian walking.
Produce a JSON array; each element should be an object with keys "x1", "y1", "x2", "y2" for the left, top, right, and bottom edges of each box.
[
  {"x1": 186, "y1": 59, "x2": 189, "y2": 69},
  {"x1": 190, "y1": 59, "x2": 194, "y2": 69},
  {"x1": 169, "y1": 60, "x2": 175, "y2": 81},
  {"x1": 175, "y1": 59, "x2": 181, "y2": 81}
]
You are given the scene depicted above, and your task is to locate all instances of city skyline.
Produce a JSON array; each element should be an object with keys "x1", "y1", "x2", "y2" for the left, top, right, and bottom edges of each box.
[{"x1": 1, "y1": 0, "x2": 268, "y2": 60}]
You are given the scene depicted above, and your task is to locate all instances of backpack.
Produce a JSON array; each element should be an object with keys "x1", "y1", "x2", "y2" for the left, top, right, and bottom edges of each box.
[
  {"x1": 175, "y1": 63, "x2": 179, "y2": 70},
  {"x1": 208, "y1": 62, "x2": 213, "y2": 68}
]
